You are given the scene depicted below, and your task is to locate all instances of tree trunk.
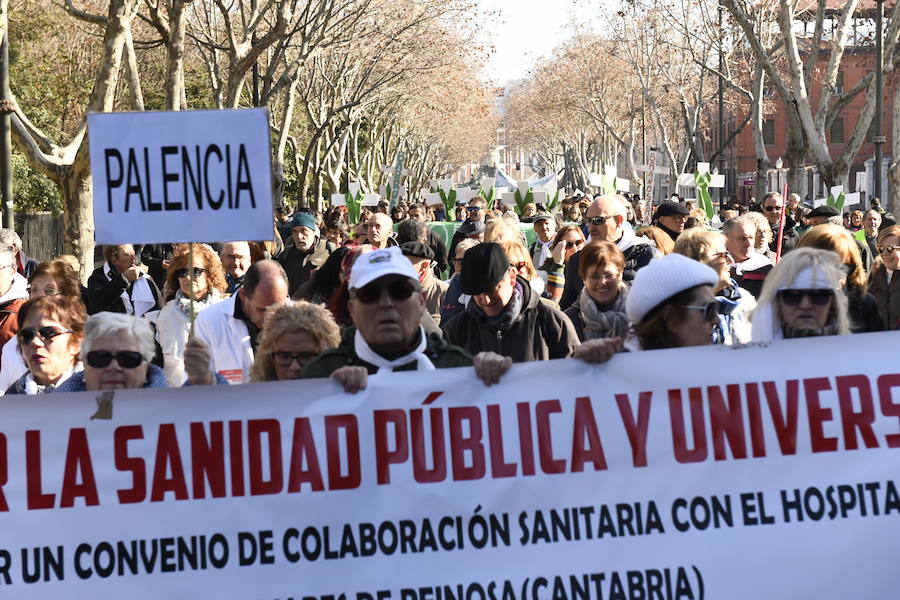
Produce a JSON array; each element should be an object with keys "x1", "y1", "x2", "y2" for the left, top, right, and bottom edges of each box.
[{"x1": 61, "y1": 160, "x2": 95, "y2": 280}]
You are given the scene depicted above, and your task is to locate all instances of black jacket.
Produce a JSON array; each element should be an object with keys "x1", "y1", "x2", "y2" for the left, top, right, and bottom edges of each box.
[
  {"x1": 302, "y1": 327, "x2": 472, "y2": 378},
  {"x1": 768, "y1": 219, "x2": 798, "y2": 255},
  {"x1": 442, "y1": 277, "x2": 578, "y2": 363},
  {"x1": 86, "y1": 264, "x2": 163, "y2": 315},
  {"x1": 560, "y1": 242, "x2": 655, "y2": 311},
  {"x1": 140, "y1": 244, "x2": 176, "y2": 290},
  {"x1": 847, "y1": 288, "x2": 885, "y2": 334},
  {"x1": 276, "y1": 238, "x2": 335, "y2": 297}
]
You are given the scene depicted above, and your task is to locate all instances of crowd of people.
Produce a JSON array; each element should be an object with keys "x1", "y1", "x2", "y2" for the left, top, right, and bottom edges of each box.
[{"x1": 0, "y1": 187, "x2": 896, "y2": 395}]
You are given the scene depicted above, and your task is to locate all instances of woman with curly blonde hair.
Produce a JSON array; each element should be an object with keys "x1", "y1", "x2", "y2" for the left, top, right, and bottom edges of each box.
[
  {"x1": 250, "y1": 301, "x2": 341, "y2": 382},
  {"x1": 156, "y1": 244, "x2": 228, "y2": 385}
]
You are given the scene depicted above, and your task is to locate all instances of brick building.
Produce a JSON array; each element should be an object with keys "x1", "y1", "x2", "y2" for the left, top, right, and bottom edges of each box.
[{"x1": 731, "y1": 0, "x2": 894, "y2": 204}]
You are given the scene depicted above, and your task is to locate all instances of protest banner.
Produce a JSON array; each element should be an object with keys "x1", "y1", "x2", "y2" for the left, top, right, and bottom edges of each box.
[
  {"x1": 0, "y1": 332, "x2": 898, "y2": 598},
  {"x1": 88, "y1": 108, "x2": 274, "y2": 245}
]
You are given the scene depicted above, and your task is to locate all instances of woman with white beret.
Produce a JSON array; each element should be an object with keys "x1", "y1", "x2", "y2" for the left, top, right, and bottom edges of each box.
[{"x1": 624, "y1": 253, "x2": 721, "y2": 350}]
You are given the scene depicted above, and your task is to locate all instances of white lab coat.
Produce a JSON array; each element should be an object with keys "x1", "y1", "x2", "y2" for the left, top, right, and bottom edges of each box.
[{"x1": 193, "y1": 294, "x2": 254, "y2": 384}]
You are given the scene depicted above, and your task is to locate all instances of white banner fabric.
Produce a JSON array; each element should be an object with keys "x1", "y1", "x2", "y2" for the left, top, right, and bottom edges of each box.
[
  {"x1": 88, "y1": 108, "x2": 273, "y2": 245},
  {"x1": 0, "y1": 332, "x2": 898, "y2": 598}
]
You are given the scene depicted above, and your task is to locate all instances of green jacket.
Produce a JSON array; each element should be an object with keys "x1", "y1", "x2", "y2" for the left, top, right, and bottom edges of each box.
[{"x1": 302, "y1": 327, "x2": 473, "y2": 379}]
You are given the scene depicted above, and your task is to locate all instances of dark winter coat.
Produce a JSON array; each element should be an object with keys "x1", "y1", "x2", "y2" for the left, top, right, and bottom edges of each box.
[{"x1": 442, "y1": 276, "x2": 578, "y2": 363}]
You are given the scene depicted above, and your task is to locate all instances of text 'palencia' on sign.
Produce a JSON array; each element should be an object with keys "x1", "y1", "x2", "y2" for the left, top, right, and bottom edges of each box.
[{"x1": 102, "y1": 144, "x2": 256, "y2": 213}]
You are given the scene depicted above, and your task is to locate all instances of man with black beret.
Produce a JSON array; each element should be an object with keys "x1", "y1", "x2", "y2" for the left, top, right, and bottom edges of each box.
[
  {"x1": 275, "y1": 211, "x2": 335, "y2": 296},
  {"x1": 807, "y1": 205, "x2": 873, "y2": 269},
  {"x1": 806, "y1": 204, "x2": 841, "y2": 227},
  {"x1": 442, "y1": 243, "x2": 579, "y2": 362},
  {"x1": 654, "y1": 200, "x2": 691, "y2": 241},
  {"x1": 400, "y1": 241, "x2": 448, "y2": 324}
]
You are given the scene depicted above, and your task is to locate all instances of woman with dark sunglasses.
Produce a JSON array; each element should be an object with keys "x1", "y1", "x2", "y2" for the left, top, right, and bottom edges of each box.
[
  {"x1": 868, "y1": 225, "x2": 900, "y2": 330},
  {"x1": 155, "y1": 244, "x2": 227, "y2": 385},
  {"x1": 624, "y1": 253, "x2": 721, "y2": 350},
  {"x1": 750, "y1": 248, "x2": 851, "y2": 342},
  {"x1": 54, "y1": 312, "x2": 167, "y2": 391},
  {"x1": 5, "y1": 295, "x2": 86, "y2": 395},
  {"x1": 0, "y1": 259, "x2": 82, "y2": 394}
]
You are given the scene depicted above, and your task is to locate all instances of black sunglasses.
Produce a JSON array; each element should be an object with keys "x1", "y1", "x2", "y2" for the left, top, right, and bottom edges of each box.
[
  {"x1": 175, "y1": 267, "x2": 206, "y2": 279},
  {"x1": 466, "y1": 206, "x2": 483, "y2": 212},
  {"x1": 271, "y1": 351, "x2": 319, "y2": 367},
  {"x1": 86, "y1": 350, "x2": 145, "y2": 369},
  {"x1": 764, "y1": 205, "x2": 782, "y2": 212},
  {"x1": 682, "y1": 301, "x2": 720, "y2": 322},
  {"x1": 778, "y1": 289, "x2": 833, "y2": 306},
  {"x1": 876, "y1": 245, "x2": 899, "y2": 254},
  {"x1": 586, "y1": 215, "x2": 612, "y2": 226},
  {"x1": 352, "y1": 279, "x2": 418, "y2": 304},
  {"x1": 18, "y1": 326, "x2": 73, "y2": 345}
]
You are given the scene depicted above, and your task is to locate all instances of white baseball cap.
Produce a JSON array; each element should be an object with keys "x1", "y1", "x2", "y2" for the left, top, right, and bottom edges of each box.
[{"x1": 349, "y1": 246, "x2": 419, "y2": 291}]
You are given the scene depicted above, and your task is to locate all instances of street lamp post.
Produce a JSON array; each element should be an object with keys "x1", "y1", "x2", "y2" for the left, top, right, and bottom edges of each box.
[
  {"x1": 718, "y1": 4, "x2": 726, "y2": 206},
  {"x1": 874, "y1": 0, "x2": 885, "y2": 207}
]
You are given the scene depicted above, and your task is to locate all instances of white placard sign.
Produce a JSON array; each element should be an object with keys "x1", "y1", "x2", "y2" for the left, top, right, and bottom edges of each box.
[
  {"x1": 696, "y1": 161, "x2": 710, "y2": 174},
  {"x1": 814, "y1": 197, "x2": 827, "y2": 207},
  {"x1": 455, "y1": 188, "x2": 474, "y2": 205},
  {"x1": 616, "y1": 178, "x2": 630, "y2": 192},
  {"x1": 516, "y1": 181, "x2": 530, "y2": 196},
  {"x1": 677, "y1": 173, "x2": 696, "y2": 187},
  {"x1": 588, "y1": 173, "x2": 603, "y2": 187},
  {"x1": 88, "y1": 108, "x2": 273, "y2": 244},
  {"x1": 0, "y1": 332, "x2": 898, "y2": 599},
  {"x1": 843, "y1": 192, "x2": 860, "y2": 207},
  {"x1": 439, "y1": 179, "x2": 453, "y2": 193},
  {"x1": 330, "y1": 193, "x2": 346, "y2": 207},
  {"x1": 480, "y1": 177, "x2": 495, "y2": 191},
  {"x1": 349, "y1": 181, "x2": 362, "y2": 196},
  {"x1": 362, "y1": 193, "x2": 381, "y2": 206},
  {"x1": 531, "y1": 190, "x2": 547, "y2": 204},
  {"x1": 830, "y1": 185, "x2": 844, "y2": 199},
  {"x1": 710, "y1": 174, "x2": 726, "y2": 188},
  {"x1": 424, "y1": 192, "x2": 442, "y2": 206},
  {"x1": 855, "y1": 172, "x2": 867, "y2": 193},
  {"x1": 501, "y1": 191, "x2": 517, "y2": 205}
]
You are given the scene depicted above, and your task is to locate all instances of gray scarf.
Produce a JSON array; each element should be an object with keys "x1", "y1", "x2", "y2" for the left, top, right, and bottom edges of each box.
[{"x1": 577, "y1": 284, "x2": 630, "y2": 340}]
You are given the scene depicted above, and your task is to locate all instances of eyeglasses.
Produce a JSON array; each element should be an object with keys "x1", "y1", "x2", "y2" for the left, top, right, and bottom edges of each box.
[
  {"x1": 586, "y1": 216, "x2": 613, "y2": 226},
  {"x1": 510, "y1": 261, "x2": 527, "y2": 270},
  {"x1": 708, "y1": 251, "x2": 731, "y2": 261},
  {"x1": 27, "y1": 286, "x2": 59, "y2": 296},
  {"x1": 175, "y1": 267, "x2": 206, "y2": 279},
  {"x1": 271, "y1": 350, "x2": 319, "y2": 367},
  {"x1": 352, "y1": 279, "x2": 418, "y2": 304},
  {"x1": 681, "y1": 301, "x2": 720, "y2": 322},
  {"x1": 876, "y1": 245, "x2": 899, "y2": 254},
  {"x1": 764, "y1": 205, "x2": 783, "y2": 212},
  {"x1": 565, "y1": 240, "x2": 585, "y2": 249},
  {"x1": 466, "y1": 206, "x2": 483, "y2": 212},
  {"x1": 18, "y1": 326, "x2": 73, "y2": 345},
  {"x1": 85, "y1": 350, "x2": 145, "y2": 369},
  {"x1": 778, "y1": 289, "x2": 833, "y2": 307}
]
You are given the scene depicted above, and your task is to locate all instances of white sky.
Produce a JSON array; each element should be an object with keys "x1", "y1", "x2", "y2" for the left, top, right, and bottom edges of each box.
[{"x1": 479, "y1": 0, "x2": 600, "y2": 85}]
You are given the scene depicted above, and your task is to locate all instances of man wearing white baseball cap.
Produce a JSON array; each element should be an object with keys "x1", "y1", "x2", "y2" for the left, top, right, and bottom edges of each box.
[{"x1": 302, "y1": 247, "x2": 511, "y2": 391}]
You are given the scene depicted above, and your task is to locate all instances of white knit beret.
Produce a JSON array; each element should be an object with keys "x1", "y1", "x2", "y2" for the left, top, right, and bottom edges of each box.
[{"x1": 625, "y1": 253, "x2": 719, "y2": 323}]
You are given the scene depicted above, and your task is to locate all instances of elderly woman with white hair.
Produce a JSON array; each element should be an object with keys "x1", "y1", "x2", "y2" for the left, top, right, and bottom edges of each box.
[
  {"x1": 54, "y1": 312, "x2": 167, "y2": 391},
  {"x1": 750, "y1": 247, "x2": 851, "y2": 342}
]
